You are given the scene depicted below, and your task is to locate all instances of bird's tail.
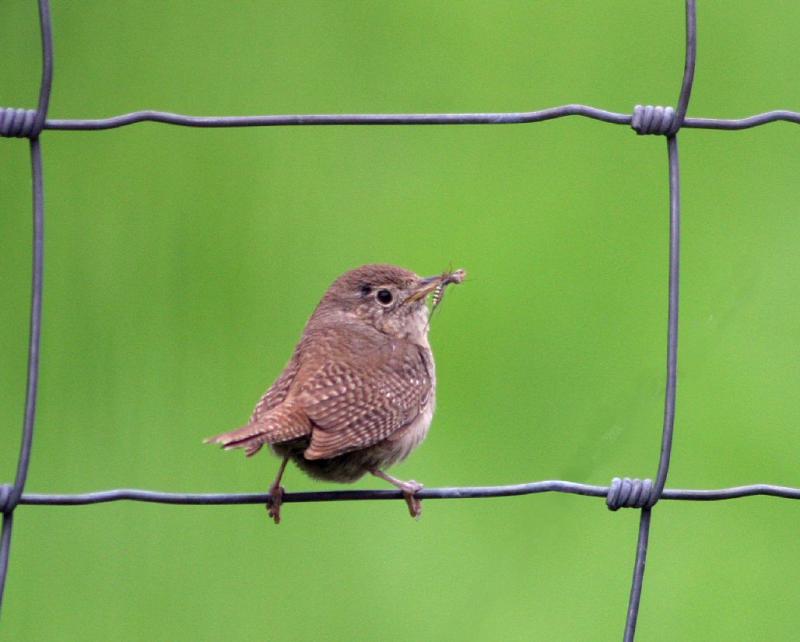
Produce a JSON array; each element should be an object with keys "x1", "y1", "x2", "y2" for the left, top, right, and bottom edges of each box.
[{"x1": 204, "y1": 404, "x2": 312, "y2": 457}]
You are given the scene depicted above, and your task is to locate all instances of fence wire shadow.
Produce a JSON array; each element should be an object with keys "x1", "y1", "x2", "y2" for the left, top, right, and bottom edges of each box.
[{"x1": 2, "y1": 1, "x2": 799, "y2": 640}]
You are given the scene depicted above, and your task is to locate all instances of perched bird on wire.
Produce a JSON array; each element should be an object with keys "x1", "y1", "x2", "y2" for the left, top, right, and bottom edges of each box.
[{"x1": 206, "y1": 263, "x2": 465, "y2": 523}]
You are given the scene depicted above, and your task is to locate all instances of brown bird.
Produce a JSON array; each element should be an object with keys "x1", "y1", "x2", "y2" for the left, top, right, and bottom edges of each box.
[{"x1": 206, "y1": 264, "x2": 465, "y2": 523}]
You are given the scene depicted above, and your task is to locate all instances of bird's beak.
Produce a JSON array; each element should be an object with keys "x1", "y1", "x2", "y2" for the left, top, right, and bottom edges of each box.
[
  {"x1": 406, "y1": 275, "x2": 443, "y2": 304},
  {"x1": 405, "y1": 269, "x2": 466, "y2": 304}
]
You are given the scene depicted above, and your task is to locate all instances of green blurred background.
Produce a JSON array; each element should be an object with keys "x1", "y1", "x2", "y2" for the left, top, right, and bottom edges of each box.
[{"x1": 2, "y1": 2, "x2": 799, "y2": 640}]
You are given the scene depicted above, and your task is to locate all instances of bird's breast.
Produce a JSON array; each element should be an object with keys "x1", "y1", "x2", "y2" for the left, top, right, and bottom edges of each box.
[
  {"x1": 382, "y1": 345, "x2": 436, "y2": 464},
  {"x1": 384, "y1": 386, "x2": 435, "y2": 464}
]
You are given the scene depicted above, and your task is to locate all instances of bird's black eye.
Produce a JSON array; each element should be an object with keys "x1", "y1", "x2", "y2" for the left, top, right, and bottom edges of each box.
[{"x1": 376, "y1": 289, "x2": 393, "y2": 305}]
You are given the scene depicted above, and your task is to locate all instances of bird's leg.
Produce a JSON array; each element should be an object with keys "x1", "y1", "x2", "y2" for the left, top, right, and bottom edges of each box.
[
  {"x1": 371, "y1": 469, "x2": 424, "y2": 519},
  {"x1": 266, "y1": 454, "x2": 290, "y2": 524}
]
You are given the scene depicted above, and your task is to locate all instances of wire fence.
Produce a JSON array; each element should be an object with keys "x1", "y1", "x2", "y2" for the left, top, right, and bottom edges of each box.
[{"x1": 2, "y1": 1, "x2": 799, "y2": 639}]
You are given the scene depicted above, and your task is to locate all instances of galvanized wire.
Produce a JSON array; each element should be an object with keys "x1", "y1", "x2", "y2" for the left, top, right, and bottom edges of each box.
[
  {"x1": 0, "y1": 0, "x2": 51, "y2": 616},
  {"x1": 2, "y1": 0, "x2": 798, "y2": 639},
  {"x1": 33, "y1": 105, "x2": 800, "y2": 132},
  {"x1": 17, "y1": 481, "x2": 800, "y2": 506}
]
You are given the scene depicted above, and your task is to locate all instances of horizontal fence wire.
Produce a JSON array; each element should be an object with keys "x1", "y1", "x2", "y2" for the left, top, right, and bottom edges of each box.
[
  {"x1": 17, "y1": 482, "x2": 800, "y2": 506},
  {"x1": 33, "y1": 107, "x2": 800, "y2": 130},
  {"x1": 2, "y1": 0, "x2": 799, "y2": 639}
]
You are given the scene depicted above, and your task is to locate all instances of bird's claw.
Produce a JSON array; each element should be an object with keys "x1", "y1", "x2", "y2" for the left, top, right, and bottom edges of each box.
[
  {"x1": 399, "y1": 480, "x2": 423, "y2": 520},
  {"x1": 266, "y1": 485, "x2": 285, "y2": 525}
]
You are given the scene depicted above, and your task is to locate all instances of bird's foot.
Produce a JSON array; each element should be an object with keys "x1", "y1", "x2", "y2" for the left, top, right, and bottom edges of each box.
[
  {"x1": 370, "y1": 469, "x2": 424, "y2": 520},
  {"x1": 398, "y1": 480, "x2": 423, "y2": 520},
  {"x1": 266, "y1": 484, "x2": 284, "y2": 525}
]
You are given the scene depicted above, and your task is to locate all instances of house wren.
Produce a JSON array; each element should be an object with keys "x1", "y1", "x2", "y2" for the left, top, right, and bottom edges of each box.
[{"x1": 206, "y1": 264, "x2": 465, "y2": 523}]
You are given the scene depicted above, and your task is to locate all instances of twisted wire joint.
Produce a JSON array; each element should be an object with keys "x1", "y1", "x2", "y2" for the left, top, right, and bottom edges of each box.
[
  {"x1": 631, "y1": 105, "x2": 679, "y2": 136},
  {"x1": 0, "y1": 485, "x2": 15, "y2": 515},
  {"x1": 0, "y1": 107, "x2": 42, "y2": 138},
  {"x1": 606, "y1": 477, "x2": 659, "y2": 511}
]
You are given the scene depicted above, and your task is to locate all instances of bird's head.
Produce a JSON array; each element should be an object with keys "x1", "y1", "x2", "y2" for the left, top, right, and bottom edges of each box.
[{"x1": 312, "y1": 263, "x2": 465, "y2": 343}]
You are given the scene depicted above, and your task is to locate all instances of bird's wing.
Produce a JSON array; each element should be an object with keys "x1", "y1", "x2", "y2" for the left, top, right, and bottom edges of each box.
[
  {"x1": 249, "y1": 350, "x2": 301, "y2": 423},
  {"x1": 298, "y1": 328, "x2": 433, "y2": 460}
]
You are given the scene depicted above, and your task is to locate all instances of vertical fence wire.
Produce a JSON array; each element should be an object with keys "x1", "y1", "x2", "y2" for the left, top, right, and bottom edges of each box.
[
  {"x1": 0, "y1": 0, "x2": 52, "y2": 616},
  {"x1": 621, "y1": 4, "x2": 695, "y2": 637},
  {"x1": 621, "y1": 130, "x2": 685, "y2": 642}
]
